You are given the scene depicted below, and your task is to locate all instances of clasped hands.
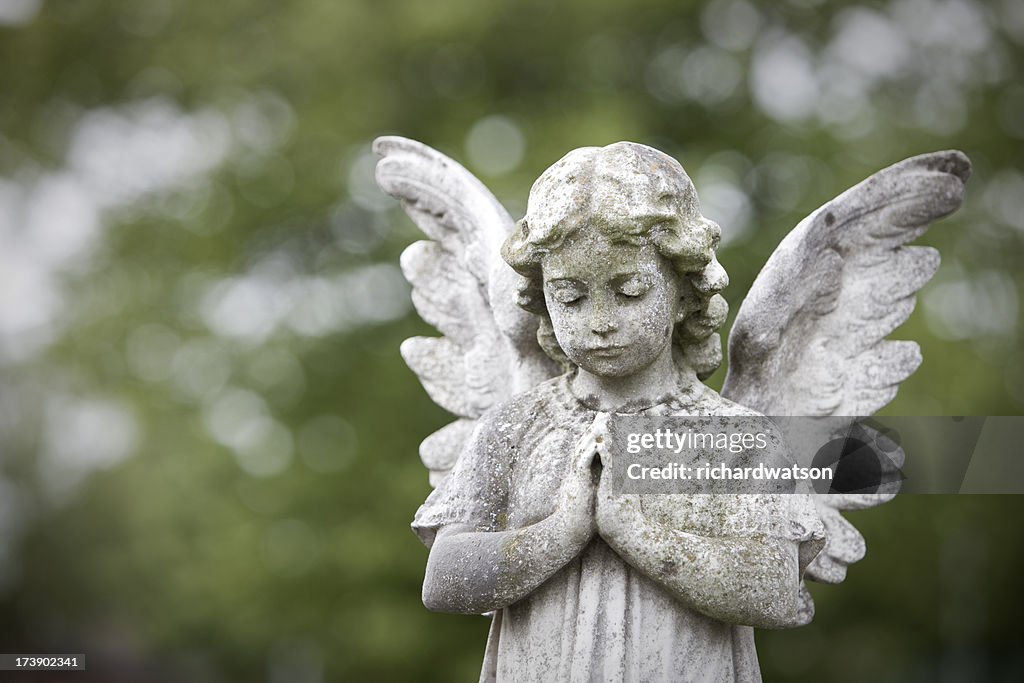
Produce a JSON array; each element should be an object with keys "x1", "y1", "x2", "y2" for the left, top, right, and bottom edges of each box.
[{"x1": 556, "y1": 412, "x2": 639, "y2": 548}]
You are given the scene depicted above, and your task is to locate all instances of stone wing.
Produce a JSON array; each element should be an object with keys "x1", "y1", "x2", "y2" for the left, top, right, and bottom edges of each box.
[
  {"x1": 721, "y1": 150, "x2": 969, "y2": 600},
  {"x1": 374, "y1": 136, "x2": 557, "y2": 487}
]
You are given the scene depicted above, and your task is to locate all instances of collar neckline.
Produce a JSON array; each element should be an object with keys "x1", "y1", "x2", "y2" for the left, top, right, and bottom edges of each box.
[{"x1": 560, "y1": 371, "x2": 704, "y2": 414}]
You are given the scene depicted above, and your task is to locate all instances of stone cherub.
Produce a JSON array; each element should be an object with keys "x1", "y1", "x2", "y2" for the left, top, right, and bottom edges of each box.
[{"x1": 374, "y1": 137, "x2": 969, "y2": 681}]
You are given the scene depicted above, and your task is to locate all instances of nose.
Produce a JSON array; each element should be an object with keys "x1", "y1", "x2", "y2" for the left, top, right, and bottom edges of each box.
[
  {"x1": 591, "y1": 318, "x2": 617, "y2": 335},
  {"x1": 590, "y1": 302, "x2": 618, "y2": 336}
]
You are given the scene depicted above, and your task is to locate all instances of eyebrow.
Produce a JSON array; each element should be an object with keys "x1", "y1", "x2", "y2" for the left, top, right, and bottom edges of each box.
[{"x1": 545, "y1": 273, "x2": 645, "y2": 288}]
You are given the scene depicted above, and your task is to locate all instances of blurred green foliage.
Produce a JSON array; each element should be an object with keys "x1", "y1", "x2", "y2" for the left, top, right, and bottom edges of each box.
[{"x1": 0, "y1": 0, "x2": 1023, "y2": 681}]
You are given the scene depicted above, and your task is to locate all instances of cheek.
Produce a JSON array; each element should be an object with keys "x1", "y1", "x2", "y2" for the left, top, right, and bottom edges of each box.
[
  {"x1": 640, "y1": 292, "x2": 675, "y2": 327},
  {"x1": 632, "y1": 294, "x2": 676, "y2": 349},
  {"x1": 547, "y1": 305, "x2": 585, "y2": 342}
]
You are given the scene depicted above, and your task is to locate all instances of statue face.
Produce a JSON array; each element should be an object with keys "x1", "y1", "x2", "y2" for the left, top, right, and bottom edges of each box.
[{"x1": 541, "y1": 229, "x2": 680, "y2": 378}]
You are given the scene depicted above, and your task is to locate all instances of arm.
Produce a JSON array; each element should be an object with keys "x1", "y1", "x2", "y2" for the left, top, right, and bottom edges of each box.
[
  {"x1": 421, "y1": 422, "x2": 602, "y2": 614},
  {"x1": 595, "y1": 465, "x2": 804, "y2": 629}
]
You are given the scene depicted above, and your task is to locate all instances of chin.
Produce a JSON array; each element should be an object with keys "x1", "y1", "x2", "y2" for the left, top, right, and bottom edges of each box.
[{"x1": 575, "y1": 359, "x2": 642, "y2": 378}]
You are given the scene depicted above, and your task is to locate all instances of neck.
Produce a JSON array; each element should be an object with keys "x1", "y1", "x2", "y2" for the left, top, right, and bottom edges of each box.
[{"x1": 570, "y1": 346, "x2": 701, "y2": 412}]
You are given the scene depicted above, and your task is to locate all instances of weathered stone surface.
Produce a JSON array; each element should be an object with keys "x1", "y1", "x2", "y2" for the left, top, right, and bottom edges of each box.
[
  {"x1": 375, "y1": 138, "x2": 969, "y2": 681},
  {"x1": 723, "y1": 150, "x2": 970, "y2": 418}
]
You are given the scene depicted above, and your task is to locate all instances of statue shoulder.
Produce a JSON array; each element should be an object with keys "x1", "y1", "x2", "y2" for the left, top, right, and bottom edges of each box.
[
  {"x1": 683, "y1": 384, "x2": 767, "y2": 418},
  {"x1": 472, "y1": 374, "x2": 575, "y2": 442}
]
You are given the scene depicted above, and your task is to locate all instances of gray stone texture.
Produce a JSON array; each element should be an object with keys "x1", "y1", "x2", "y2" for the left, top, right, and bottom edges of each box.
[{"x1": 375, "y1": 137, "x2": 969, "y2": 681}]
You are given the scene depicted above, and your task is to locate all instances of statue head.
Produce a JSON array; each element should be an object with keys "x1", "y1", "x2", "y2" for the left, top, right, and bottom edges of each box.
[{"x1": 501, "y1": 142, "x2": 729, "y2": 380}]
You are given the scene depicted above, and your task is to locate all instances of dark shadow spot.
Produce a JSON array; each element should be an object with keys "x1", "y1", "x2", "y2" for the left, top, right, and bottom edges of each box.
[
  {"x1": 812, "y1": 437, "x2": 881, "y2": 494},
  {"x1": 874, "y1": 427, "x2": 901, "y2": 453}
]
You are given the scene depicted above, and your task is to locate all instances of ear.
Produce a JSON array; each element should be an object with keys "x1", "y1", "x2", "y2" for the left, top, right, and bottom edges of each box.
[
  {"x1": 675, "y1": 301, "x2": 687, "y2": 323},
  {"x1": 673, "y1": 274, "x2": 691, "y2": 323}
]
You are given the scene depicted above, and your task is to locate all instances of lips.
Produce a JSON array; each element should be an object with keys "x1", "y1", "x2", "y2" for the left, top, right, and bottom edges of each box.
[{"x1": 586, "y1": 345, "x2": 626, "y2": 357}]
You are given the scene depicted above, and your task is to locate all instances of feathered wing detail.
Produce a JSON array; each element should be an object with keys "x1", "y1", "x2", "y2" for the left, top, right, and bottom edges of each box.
[
  {"x1": 723, "y1": 151, "x2": 969, "y2": 416},
  {"x1": 374, "y1": 136, "x2": 558, "y2": 487},
  {"x1": 721, "y1": 151, "x2": 970, "y2": 608}
]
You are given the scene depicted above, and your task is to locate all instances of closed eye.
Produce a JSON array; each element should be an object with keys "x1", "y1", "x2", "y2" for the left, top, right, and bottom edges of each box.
[
  {"x1": 547, "y1": 281, "x2": 586, "y2": 305},
  {"x1": 615, "y1": 276, "x2": 650, "y2": 298},
  {"x1": 554, "y1": 292, "x2": 584, "y2": 305}
]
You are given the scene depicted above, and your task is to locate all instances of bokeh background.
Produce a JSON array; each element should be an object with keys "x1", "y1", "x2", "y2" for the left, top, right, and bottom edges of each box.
[{"x1": 1, "y1": 0, "x2": 1023, "y2": 681}]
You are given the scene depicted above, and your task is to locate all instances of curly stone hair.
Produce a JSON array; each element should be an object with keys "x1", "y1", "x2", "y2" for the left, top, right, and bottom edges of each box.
[{"x1": 501, "y1": 142, "x2": 729, "y2": 379}]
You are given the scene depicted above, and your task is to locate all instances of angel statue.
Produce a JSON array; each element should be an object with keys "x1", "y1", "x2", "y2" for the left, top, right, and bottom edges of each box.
[{"x1": 373, "y1": 136, "x2": 969, "y2": 682}]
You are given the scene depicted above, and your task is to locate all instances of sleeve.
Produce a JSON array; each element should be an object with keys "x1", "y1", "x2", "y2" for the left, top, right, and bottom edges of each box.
[
  {"x1": 760, "y1": 422, "x2": 827, "y2": 574},
  {"x1": 707, "y1": 492, "x2": 825, "y2": 575},
  {"x1": 707, "y1": 425, "x2": 825, "y2": 572},
  {"x1": 411, "y1": 410, "x2": 515, "y2": 548},
  {"x1": 787, "y1": 492, "x2": 827, "y2": 575},
  {"x1": 731, "y1": 420, "x2": 827, "y2": 575}
]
